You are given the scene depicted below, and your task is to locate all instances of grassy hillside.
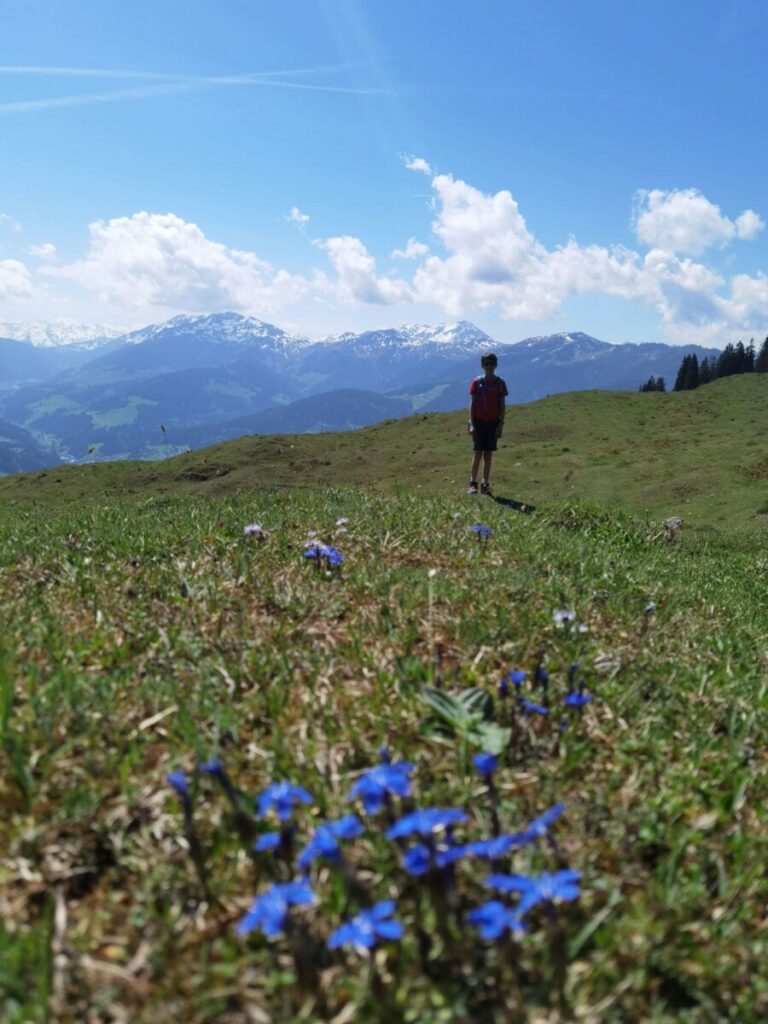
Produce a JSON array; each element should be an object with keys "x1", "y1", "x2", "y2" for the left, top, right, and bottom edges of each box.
[
  {"x1": 1, "y1": 487, "x2": 766, "y2": 1022},
  {"x1": 2, "y1": 374, "x2": 767, "y2": 533}
]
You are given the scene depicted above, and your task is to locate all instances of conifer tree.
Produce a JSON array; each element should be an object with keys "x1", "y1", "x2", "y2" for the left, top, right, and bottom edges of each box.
[
  {"x1": 745, "y1": 339, "x2": 756, "y2": 372},
  {"x1": 683, "y1": 353, "x2": 700, "y2": 390},
  {"x1": 716, "y1": 343, "x2": 738, "y2": 378},
  {"x1": 699, "y1": 357, "x2": 714, "y2": 385},
  {"x1": 756, "y1": 336, "x2": 768, "y2": 373},
  {"x1": 656, "y1": 376, "x2": 667, "y2": 392},
  {"x1": 673, "y1": 354, "x2": 690, "y2": 391}
]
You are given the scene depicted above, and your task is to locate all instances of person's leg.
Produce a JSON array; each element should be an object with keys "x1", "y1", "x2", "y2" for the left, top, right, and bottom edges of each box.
[
  {"x1": 469, "y1": 449, "x2": 482, "y2": 489},
  {"x1": 482, "y1": 451, "x2": 493, "y2": 489}
]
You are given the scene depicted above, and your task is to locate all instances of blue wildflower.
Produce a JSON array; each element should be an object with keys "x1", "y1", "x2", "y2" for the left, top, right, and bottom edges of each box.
[
  {"x1": 166, "y1": 770, "x2": 189, "y2": 798},
  {"x1": 297, "y1": 815, "x2": 363, "y2": 871},
  {"x1": 470, "y1": 524, "x2": 492, "y2": 538},
  {"x1": 466, "y1": 832, "x2": 533, "y2": 858},
  {"x1": 564, "y1": 691, "x2": 592, "y2": 707},
  {"x1": 347, "y1": 761, "x2": 414, "y2": 814},
  {"x1": 645, "y1": 601, "x2": 656, "y2": 614},
  {"x1": 199, "y1": 758, "x2": 225, "y2": 778},
  {"x1": 519, "y1": 699, "x2": 549, "y2": 715},
  {"x1": 473, "y1": 752, "x2": 498, "y2": 778},
  {"x1": 253, "y1": 832, "x2": 281, "y2": 853},
  {"x1": 402, "y1": 843, "x2": 432, "y2": 876},
  {"x1": 386, "y1": 807, "x2": 469, "y2": 840},
  {"x1": 468, "y1": 900, "x2": 527, "y2": 940},
  {"x1": 525, "y1": 803, "x2": 565, "y2": 839},
  {"x1": 257, "y1": 781, "x2": 314, "y2": 822},
  {"x1": 323, "y1": 545, "x2": 344, "y2": 566},
  {"x1": 552, "y1": 609, "x2": 575, "y2": 626},
  {"x1": 328, "y1": 900, "x2": 404, "y2": 951},
  {"x1": 484, "y1": 869, "x2": 581, "y2": 914},
  {"x1": 303, "y1": 545, "x2": 322, "y2": 559},
  {"x1": 236, "y1": 881, "x2": 316, "y2": 937}
]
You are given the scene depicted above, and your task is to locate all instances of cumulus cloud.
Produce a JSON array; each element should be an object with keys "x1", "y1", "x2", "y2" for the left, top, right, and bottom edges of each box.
[
  {"x1": 391, "y1": 237, "x2": 429, "y2": 260},
  {"x1": 28, "y1": 242, "x2": 57, "y2": 262},
  {"x1": 287, "y1": 206, "x2": 310, "y2": 227},
  {"x1": 402, "y1": 154, "x2": 432, "y2": 175},
  {"x1": 0, "y1": 258, "x2": 33, "y2": 299},
  {"x1": 54, "y1": 212, "x2": 309, "y2": 313},
  {"x1": 633, "y1": 188, "x2": 764, "y2": 255},
  {"x1": 316, "y1": 235, "x2": 411, "y2": 304}
]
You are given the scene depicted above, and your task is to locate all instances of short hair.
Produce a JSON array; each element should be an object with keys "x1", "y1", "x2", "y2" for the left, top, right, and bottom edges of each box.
[{"x1": 480, "y1": 351, "x2": 498, "y2": 366}]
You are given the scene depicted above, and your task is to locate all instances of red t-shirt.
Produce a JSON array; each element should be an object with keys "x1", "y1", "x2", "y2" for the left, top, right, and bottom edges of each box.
[{"x1": 469, "y1": 375, "x2": 508, "y2": 421}]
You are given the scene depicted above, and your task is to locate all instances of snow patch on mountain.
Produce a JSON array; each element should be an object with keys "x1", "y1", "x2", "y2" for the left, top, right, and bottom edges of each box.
[
  {"x1": 119, "y1": 312, "x2": 309, "y2": 351},
  {"x1": 0, "y1": 320, "x2": 123, "y2": 349}
]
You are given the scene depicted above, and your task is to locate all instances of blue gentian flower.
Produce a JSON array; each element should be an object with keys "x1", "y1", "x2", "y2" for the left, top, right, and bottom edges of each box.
[
  {"x1": 236, "y1": 881, "x2": 316, "y2": 937},
  {"x1": 322, "y1": 545, "x2": 344, "y2": 566},
  {"x1": 347, "y1": 761, "x2": 414, "y2": 814},
  {"x1": 328, "y1": 900, "x2": 404, "y2": 951},
  {"x1": 470, "y1": 524, "x2": 492, "y2": 537},
  {"x1": 500, "y1": 669, "x2": 525, "y2": 697},
  {"x1": 466, "y1": 832, "x2": 533, "y2": 858},
  {"x1": 253, "y1": 832, "x2": 281, "y2": 853},
  {"x1": 199, "y1": 758, "x2": 225, "y2": 778},
  {"x1": 386, "y1": 807, "x2": 469, "y2": 840},
  {"x1": 468, "y1": 900, "x2": 527, "y2": 940},
  {"x1": 257, "y1": 781, "x2": 314, "y2": 822},
  {"x1": 402, "y1": 843, "x2": 432, "y2": 876},
  {"x1": 519, "y1": 699, "x2": 549, "y2": 715},
  {"x1": 297, "y1": 814, "x2": 363, "y2": 871},
  {"x1": 303, "y1": 545, "x2": 322, "y2": 559},
  {"x1": 552, "y1": 609, "x2": 575, "y2": 626},
  {"x1": 484, "y1": 869, "x2": 581, "y2": 914},
  {"x1": 473, "y1": 752, "x2": 498, "y2": 778},
  {"x1": 525, "y1": 803, "x2": 565, "y2": 839},
  {"x1": 564, "y1": 691, "x2": 592, "y2": 707},
  {"x1": 645, "y1": 601, "x2": 656, "y2": 614},
  {"x1": 166, "y1": 770, "x2": 189, "y2": 798}
]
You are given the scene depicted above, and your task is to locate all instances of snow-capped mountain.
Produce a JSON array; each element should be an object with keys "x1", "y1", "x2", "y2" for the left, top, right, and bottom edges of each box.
[
  {"x1": 319, "y1": 320, "x2": 492, "y2": 352},
  {"x1": 0, "y1": 320, "x2": 123, "y2": 349},
  {"x1": 120, "y1": 312, "x2": 308, "y2": 353},
  {"x1": 512, "y1": 332, "x2": 610, "y2": 361}
]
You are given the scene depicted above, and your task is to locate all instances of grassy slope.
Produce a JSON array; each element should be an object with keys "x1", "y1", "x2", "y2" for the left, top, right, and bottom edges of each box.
[
  {"x1": 1, "y1": 375, "x2": 767, "y2": 533},
  {"x1": 0, "y1": 490, "x2": 766, "y2": 1023}
]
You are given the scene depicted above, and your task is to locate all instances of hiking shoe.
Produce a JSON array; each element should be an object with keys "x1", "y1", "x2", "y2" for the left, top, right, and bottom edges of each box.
[
  {"x1": 467, "y1": 480, "x2": 479, "y2": 495},
  {"x1": 480, "y1": 481, "x2": 492, "y2": 496}
]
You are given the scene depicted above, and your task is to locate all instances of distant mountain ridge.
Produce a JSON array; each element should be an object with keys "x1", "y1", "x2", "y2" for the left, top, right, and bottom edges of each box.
[
  {"x1": 0, "y1": 320, "x2": 123, "y2": 349},
  {"x1": 0, "y1": 313, "x2": 721, "y2": 469}
]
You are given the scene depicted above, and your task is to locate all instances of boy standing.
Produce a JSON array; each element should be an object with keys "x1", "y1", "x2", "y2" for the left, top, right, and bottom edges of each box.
[{"x1": 468, "y1": 352, "x2": 508, "y2": 495}]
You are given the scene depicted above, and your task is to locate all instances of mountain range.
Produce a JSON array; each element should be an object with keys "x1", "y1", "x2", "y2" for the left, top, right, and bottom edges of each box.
[{"x1": 0, "y1": 312, "x2": 720, "y2": 470}]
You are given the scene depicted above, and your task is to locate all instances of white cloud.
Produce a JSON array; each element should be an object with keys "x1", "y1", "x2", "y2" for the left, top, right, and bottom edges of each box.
[
  {"x1": 735, "y1": 209, "x2": 764, "y2": 240},
  {"x1": 391, "y1": 237, "x2": 429, "y2": 260},
  {"x1": 28, "y1": 242, "x2": 57, "y2": 262},
  {"x1": 287, "y1": 206, "x2": 310, "y2": 227},
  {"x1": 316, "y1": 235, "x2": 411, "y2": 304},
  {"x1": 403, "y1": 154, "x2": 432, "y2": 175},
  {"x1": 0, "y1": 213, "x2": 21, "y2": 232},
  {"x1": 0, "y1": 258, "x2": 32, "y2": 299},
  {"x1": 54, "y1": 212, "x2": 309, "y2": 313},
  {"x1": 633, "y1": 188, "x2": 763, "y2": 255}
]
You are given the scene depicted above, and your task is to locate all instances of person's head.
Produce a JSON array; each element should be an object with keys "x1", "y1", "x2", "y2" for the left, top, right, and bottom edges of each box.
[{"x1": 480, "y1": 352, "x2": 498, "y2": 373}]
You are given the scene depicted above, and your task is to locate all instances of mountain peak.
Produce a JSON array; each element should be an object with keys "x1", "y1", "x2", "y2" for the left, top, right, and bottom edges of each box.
[{"x1": 0, "y1": 319, "x2": 123, "y2": 349}]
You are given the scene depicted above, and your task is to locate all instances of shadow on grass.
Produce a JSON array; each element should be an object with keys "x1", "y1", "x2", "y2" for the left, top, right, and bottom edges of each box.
[{"x1": 491, "y1": 494, "x2": 535, "y2": 513}]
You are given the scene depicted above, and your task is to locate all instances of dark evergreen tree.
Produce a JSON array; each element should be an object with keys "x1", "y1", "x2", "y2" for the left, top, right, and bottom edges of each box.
[
  {"x1": 716, "y1": 342, "x2": 739, "y2": 378},
  {"x1": 656, "y1": 376, "x2": 666, "y2": 392},
  {"x1": 699, "y1": 356, "x2": 714, "y2": 384},
  {"x1": 639, "y1": 375, "x2": 658, "y2": 392},
  {"x1": 683, "y1": 353, "x2": 700, "y2": 390},
  {"x1": 756, "y1": 336, "x2": 768, "y2": 373},
  {"x1": 745, "y1": 339, "x2": 756, "y2": 372},
  {"x1": 735, "y1": 341, "x2": 747, "y2": 373},
  {"x1": 673, "y1": 354, "x2": 690, "y2": 391}
]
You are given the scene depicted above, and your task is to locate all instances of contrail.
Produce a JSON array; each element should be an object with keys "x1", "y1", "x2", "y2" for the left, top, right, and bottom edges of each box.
[{"x1": 0, "y1": 64, "x2": 386, "y2": 113}]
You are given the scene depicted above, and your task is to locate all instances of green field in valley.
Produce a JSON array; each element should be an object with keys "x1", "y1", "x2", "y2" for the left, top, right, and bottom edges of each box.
[{"x1": 1, "y1": 379, "x2": 767, "y2": 1022}]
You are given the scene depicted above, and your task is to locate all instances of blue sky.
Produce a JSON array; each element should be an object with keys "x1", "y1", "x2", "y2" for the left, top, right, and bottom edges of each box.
[{"x1": 0, "y1": 0, "x2": 767, "y2": 345}]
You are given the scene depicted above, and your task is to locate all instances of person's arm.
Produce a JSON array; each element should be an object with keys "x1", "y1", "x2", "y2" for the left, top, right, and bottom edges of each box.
[
  {"x1": 496, "y1": 394, "x2": 505, "y2": 438},
  {"x1": 468, "y1": 399, "x2": 475, "y2": 432}
]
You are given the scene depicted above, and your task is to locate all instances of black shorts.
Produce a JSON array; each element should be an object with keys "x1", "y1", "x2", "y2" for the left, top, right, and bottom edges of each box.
[{"x1": 472, "y1": 420, "x2": 499, "y2": 452}]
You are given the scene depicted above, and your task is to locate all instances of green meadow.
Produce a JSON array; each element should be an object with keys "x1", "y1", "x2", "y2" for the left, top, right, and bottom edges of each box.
[{"x1": 1, "y1": 378, "x2": 767, "y2": 1022}]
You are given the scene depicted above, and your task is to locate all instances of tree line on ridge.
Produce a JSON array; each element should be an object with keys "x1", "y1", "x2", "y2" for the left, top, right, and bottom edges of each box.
[{"x1": 639, "y1": 335, "x2": 768, "y2": 393}]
